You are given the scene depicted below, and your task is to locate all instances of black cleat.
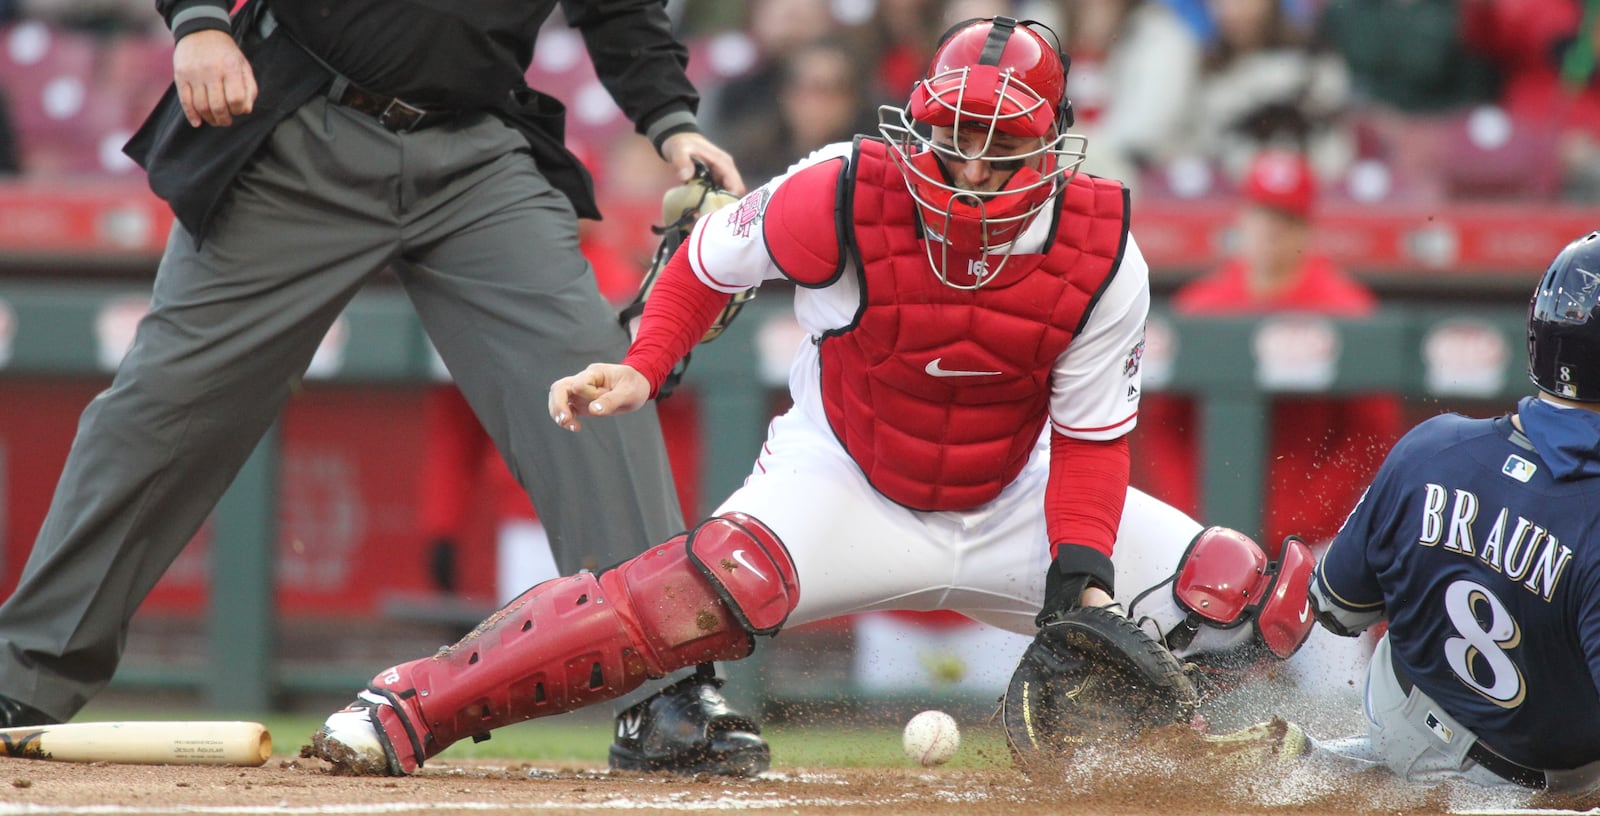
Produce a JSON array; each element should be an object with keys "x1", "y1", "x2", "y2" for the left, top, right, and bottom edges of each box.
[
  {"x1": 0, "y1": 694, "x2": 54, "y2": 728},
  {"x1": 609, "y1": 667, "x2": 769, "y2": 777}
]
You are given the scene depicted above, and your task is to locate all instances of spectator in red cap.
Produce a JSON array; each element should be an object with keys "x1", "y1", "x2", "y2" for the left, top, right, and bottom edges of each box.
[{"x1": 1131, "y1": 148, "x2": 1404, "y2": 554}]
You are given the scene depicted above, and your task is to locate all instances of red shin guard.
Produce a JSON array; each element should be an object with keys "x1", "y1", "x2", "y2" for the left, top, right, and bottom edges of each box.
[{"x1": 366, "y1": 513, "x2": 798, "y2": 772}]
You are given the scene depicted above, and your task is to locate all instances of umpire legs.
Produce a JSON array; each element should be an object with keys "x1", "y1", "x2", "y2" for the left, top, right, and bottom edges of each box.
[
  {"x1": 0, "y1": 202, "x2": 387, "y2": 717},
  {"x1": 0, "y1": 97, "x2": 454, "y2": 719}
]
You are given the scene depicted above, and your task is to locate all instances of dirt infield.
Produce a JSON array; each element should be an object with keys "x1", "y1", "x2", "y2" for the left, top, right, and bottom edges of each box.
[
  {"x1": 0, "y1": 738, "x2": 1584, "y2": 816},
  {"x1": 0, "y1": 757, "x2": 1397, "y2": 816}
]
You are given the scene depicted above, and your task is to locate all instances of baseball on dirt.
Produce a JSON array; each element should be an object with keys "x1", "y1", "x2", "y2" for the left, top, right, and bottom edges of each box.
[{"x1": 902, "y1": 710, "x2": 960, "y2": 767}]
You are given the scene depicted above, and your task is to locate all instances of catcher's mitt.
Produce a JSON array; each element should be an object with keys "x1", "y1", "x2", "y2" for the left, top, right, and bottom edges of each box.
[
  {"x1": 617, "y1": 160, "x2": 750, "y2": 398},
  {"x1": 1001, "y1": 605, "x2": 1198, "y2": 770}
]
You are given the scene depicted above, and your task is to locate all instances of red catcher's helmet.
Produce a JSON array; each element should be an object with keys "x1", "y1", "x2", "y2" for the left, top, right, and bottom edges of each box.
[
  {"x1": 877, "y1": 16, "x2": 1086, "y2": 289},
  {"x1": 909, "y1": 16, "x2": 1072, "y2": 138}
]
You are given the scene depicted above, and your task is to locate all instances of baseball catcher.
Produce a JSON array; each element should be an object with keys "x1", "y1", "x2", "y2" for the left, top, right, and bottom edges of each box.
[
  {"x1": 306, "y1": 16, "x2": 1324, "y2": 779},
  {"x1": 617, "y1": 160, "x2": 751, "y2": 398}
]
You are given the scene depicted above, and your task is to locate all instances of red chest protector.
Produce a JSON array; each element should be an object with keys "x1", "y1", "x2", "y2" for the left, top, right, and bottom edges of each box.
[{"x1": 762, "y1": 139, "x2": 1130, "y2": 511}]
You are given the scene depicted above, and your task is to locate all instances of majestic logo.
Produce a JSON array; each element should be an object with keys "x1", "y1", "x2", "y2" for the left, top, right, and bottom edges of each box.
[
  {"x1": 925, "y1": 358, "x2": 1002, "y2": 378},
  {"x1": 1424, "y1": 712, "x2": 1454, "y2": 744},
  {"x1": 1126, "y1": 384, "x2": 1139, "y2": 401},
  {"x1": 1502, "y1": 455, "x2": 1538, "y2": 483},
  {"x1": 726, "y1": 189, "x2": 769, "y2": 238},
  {"x1": 729, "y1": 549, "x2": 768, "y2": 582}
]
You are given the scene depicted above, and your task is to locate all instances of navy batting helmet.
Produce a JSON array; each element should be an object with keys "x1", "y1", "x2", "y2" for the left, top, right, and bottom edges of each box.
[{"x1": 1529, "y1": 231, "x2": 1600, "y2": 401}]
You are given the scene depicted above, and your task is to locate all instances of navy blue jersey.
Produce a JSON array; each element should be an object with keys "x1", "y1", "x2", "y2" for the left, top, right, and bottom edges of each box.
[{"x1": 1315, "y1": 403, "x2": 1600, "y2": 770}]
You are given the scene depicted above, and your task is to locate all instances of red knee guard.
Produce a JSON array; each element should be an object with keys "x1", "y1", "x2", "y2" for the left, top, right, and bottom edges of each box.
[
  {"x1": 365, "y1": 513, "x2": 799, "y2": 771},
  {"x1": 1170, "y1": 526, "x2": 1315, "y2": 660}
]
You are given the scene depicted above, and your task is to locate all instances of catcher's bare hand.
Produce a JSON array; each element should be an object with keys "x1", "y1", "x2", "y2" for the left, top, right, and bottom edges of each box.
[
  {"x1": 661, "y1": 132, "x2": 746, "y2": 195},
  {"x1": 548, "y1": 364, "x2": 650, "y2": 432},
  {"x1": 174, "y1": 30, "x2": 257, "y2": 128}
]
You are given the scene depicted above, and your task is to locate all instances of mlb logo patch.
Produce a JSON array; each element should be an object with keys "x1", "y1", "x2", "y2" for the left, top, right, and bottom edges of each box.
[
  {"x1": 1424, "y1": 712, "x2": 1454, "y2": 744},
  {"x1": 1502, "y1": 455, "x2": 1537, "y2": 483}
]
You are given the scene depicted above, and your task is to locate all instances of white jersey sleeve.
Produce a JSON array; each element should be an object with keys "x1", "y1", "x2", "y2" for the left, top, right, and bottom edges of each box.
[
  {"x1": 1048, "y1": 233, "x2": 1151, "y2": 440},
  {"x1": 683, "y1": 142, "x2": 857, "y2": 294}
]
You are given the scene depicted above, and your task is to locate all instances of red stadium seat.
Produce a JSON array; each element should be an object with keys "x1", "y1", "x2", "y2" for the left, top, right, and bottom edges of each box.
[
  {"x1": 0, "y1": 25, "x2": 174, "y2": 176},
  {"x1": 0, "y1": 22, "x2": 110, "y2": 175},
  {"x1": 1438, "y1": 106, "x2": 1561, "y2": 200}
]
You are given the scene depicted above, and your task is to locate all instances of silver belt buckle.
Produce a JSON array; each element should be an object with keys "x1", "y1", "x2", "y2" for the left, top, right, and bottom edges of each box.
[{"x1": 378, "y1": 98, "x2": 427, "y2": 132}]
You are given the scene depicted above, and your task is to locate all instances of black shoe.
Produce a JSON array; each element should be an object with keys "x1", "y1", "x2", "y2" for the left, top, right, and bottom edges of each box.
[
  {"x1": 609, "y1": 667, "x2": 769, "y2": 777},
  {"x1": 0, "y1": 694, "x2": 54, "y2": 727}
]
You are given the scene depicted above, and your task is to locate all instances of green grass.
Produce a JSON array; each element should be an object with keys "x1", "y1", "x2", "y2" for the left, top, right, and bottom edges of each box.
[
  {"x1": 425, "y1": 719, "x2": 1014, "y2": 769},
  {"x1": 74, "y1": 702, "x2": 1013, "y2": 770}
]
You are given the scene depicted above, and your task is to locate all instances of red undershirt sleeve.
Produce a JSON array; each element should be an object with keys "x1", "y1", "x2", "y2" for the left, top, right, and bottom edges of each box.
[
  {"x1": 620, "y1": 243, "x2": 732, "y2": 399},
  {"x1": 1046, "y1": 432, "x2": 1131, "y2": 559}
]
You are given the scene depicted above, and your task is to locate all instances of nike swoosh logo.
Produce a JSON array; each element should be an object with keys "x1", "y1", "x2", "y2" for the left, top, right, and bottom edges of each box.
[
  {"x1": 730, "y1": 549, "x2": 768, "y2": 582},
  {"x1": 1297, "y1": 603, "x2": 1310, "y2": 624},
  {"x1": 925, "y1": 358, "x2": 1003, "y2": 378}
]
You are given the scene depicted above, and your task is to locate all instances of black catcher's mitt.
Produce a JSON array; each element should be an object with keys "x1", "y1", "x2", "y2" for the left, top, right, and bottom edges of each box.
[
  {"x1": 617, "y1": 160, "x2": 750, "y2": 398},
  {"x1": 1002, "y1": 606, "x2": 1198, "y2": 770}
]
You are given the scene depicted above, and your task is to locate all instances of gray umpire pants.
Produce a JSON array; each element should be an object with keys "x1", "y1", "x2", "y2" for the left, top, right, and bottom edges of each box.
[{"x1": 0, "y1": 96, "x2": 685, "y2": 719}]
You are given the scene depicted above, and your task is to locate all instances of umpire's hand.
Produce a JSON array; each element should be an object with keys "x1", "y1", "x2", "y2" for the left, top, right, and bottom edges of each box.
[
  {"x1": 549, "y1": 363, "x2": 650, "y2": 432},
  {"x1": 660, "y1": 132, "x2": 745, "y2": 196},
  {"x1": 174, "y1": 29, "x2": 258, "y2": 128}
]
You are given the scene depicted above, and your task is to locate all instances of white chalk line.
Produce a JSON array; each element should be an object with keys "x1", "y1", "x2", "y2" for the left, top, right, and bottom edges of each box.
[{"x1": 1456, "y1": 811, "x2": 1600, "y2": 816}]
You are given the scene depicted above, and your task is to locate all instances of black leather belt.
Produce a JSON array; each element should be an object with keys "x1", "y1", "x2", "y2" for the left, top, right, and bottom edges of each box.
[
  {"x1": 329, "y1": 82, "x2": 450, "y2": 133},
  {"x1": 1391, "y1": 661, "x2": 1547, "y2": 789}
]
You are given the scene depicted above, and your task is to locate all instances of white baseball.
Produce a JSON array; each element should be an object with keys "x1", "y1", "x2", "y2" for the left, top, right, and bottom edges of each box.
[{"x1": 902, "y1": 710, "x2": 960, "y2": 767}]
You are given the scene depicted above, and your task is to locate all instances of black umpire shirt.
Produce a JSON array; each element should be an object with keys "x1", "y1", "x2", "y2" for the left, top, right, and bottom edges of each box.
[{"x1": 128, "y1": 0, "x2": 701, "y2": 242}]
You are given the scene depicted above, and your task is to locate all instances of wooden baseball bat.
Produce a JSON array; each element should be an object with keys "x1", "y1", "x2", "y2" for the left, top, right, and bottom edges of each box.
[{"x1": 0, "y1": 721, "x2": 271, "y2": 766}]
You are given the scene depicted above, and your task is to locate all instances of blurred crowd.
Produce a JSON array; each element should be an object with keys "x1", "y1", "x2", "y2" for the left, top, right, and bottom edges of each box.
[
  {"x1": 1, "y1": 0, "x2": 1598, "y2": 212},
  {"x1": 690, "y1": 0, "x2": 1600, "y2": 204}
]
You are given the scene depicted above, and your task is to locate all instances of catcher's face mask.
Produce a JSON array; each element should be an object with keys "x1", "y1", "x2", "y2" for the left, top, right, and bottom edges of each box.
[
  {"x1": 877, "y1": 16, "x2": 1086, "y2": 290},
  {"x1": 1170, "y1": 528, "x2": 1316, "y2": 659}
]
